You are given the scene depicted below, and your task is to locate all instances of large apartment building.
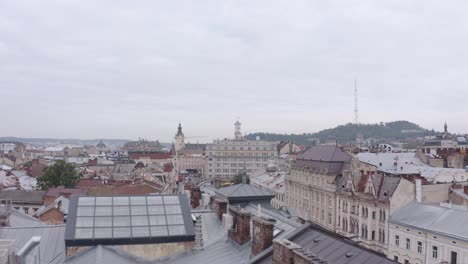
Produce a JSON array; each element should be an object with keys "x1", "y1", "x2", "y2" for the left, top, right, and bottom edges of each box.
[
  {"x1": 205, "y1": 122, "x2": 277, "y2": 180},
  {"x1": 286, "y1": 145, "x2": 352, "y2": 231}
]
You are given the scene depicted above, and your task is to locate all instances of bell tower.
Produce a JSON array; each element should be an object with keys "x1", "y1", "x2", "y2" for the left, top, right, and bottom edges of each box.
[{"x1": 175, "y1": 123, "x2": 185, "y2": 153}]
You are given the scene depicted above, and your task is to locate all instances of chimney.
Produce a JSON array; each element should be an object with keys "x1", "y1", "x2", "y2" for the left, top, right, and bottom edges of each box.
[
  {"x1": 191, "y1": 187, "x2": 201, "y2": 209},
  {"x1": 228, "y1": 207, "x2": 251, "y2": 245},
  {"x1": 415, "y1": 179, "x2": 422, "y2": 203},
  {"x1": 252, "y1": 216, "x2": 276, "y2": 256},
  {"x1": 272, "y1": 239, "x2": 315, "y2": 264},
  {"x1": 16, "y1": 236, "x2": 41, "y2": 264},
  {"x1": 464, "y1": 186, "x2": 468, "y2": 195},
  {"x1": 214, "y1": 199, "x2": 227, "y2": 221}
]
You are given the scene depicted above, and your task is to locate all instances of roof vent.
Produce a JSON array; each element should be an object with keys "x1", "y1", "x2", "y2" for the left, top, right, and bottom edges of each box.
[
  {"x1": 345, "y1": 253, "x2": 354, "y2": 258},
  {"x1": 313, "y1": 238, "x2": 321, "y2": 243}
]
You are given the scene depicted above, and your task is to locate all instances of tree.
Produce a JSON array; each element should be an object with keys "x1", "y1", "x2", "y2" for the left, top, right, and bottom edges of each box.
[
  {"x1": 38, "y1": 160, "x2": 81, "y2": 189},
  {"x1": 233, "y1": 172, "x2": 250, "y2": 184}
]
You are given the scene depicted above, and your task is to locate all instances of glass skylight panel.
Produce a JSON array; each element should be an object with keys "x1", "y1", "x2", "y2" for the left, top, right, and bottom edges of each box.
[
  {"x1": 77, "y1": 206, "x2": 94, "y2": 216},
  {"x1": 132, "y1": 216, "x2": 149, "y2": 226},
  {"x1": 147, "y1": 196, "x2": 163, "y2": 205},
  {"x1": 113, "y1": 206, "x2": 130, "y2": 216},
  {"x1": 113, "y1": 227, "x2": 131, "y2": 238},
  {"x1": 76, "y1": 217, "x2": 94, "y2": 227},
  {"x1": 95, "y1": 217, "x2": 112, "y2": 227},
  {"x1": 95, "y1": 206, "x2": 112, "y2": 216},
  {"x1": 147, "y1": 206, "x2": 165, "y2": 215},
  {"x1": 130, "y1": 196, "x2": 147, "y2": 205},
  {"x1": 150, "y1": 226, "x2": 168, "y2": 237},
  {"x1": 164, "y1": 205, "x2": 181, "y2": 214},
  {"x1": 75, "y1": 228, "x2": 93, "y2": 239},
  {"x1": 163, "y1": 196, "x2": 180, "y2": 205},
  {"x1": 78, "y1": 197, "x2": 95, "y2": 206},
  {"x1": 94, "y1": 227, "x2": 112, "y2": 238},
  {"x1": 95, "y1": 197, "x2": 112, "y2": 206},
  {"x1": 131, "y1": 205, "x2": 147, "y2": 215},
  {"x1": 149, "y1": 215, "x2": 167, "y2": 226},
  {"x1": 168, "y1": 225, "x2": 186, "y2": 236},
  {"x1": 166, "y1": 215, "x2": 184, "y2": 225},
  {"x1": 132, "y1": 226, "x2": 149, "y2": 237},
  {"x1": 113, "y1": 216, "x2": 131, "y2": 227},
  {"x1": 113, "y1": 197, "x2": 129, "y2": 206}
]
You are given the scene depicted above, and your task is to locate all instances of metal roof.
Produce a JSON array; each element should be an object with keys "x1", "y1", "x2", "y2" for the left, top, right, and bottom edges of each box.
[
  {"x1": 298, "y1": 146, "x2": 352, "y2": 162},
  {"x1": 215, "y1": 184, "x2": 275, "y2": 203},
  {"x1": 389, "y1": 202, "x2": 468, "y2": 241},
  {"x1": 65, "y1": 194, "x2": 195, "y2": 247},
  {"x1": 252, "y1": 223, "x2": 396, "y2": 264},
  {"x1": 0, "y1": 225, "x2": 66, "y2": 264},
  {"x1": 10, "y1": 208, "x2": 46, "y2": 227}
]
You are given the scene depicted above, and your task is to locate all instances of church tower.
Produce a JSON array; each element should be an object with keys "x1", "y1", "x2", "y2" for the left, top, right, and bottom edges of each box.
[
  {"x1": 175, "y1": 123, "x2": 185, "y2": 153},
  {"x1": 234, "y1": 121, "x2": 242, "y2": 140}
]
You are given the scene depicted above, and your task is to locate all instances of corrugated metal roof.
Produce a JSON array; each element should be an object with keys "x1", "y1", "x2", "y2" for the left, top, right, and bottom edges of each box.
[
  {"x1": 0, "y1": 225, "x2": 66, "y2": 264},
  {"x1": 389, "y1": 202, "x2": 468, "y2": 241}
]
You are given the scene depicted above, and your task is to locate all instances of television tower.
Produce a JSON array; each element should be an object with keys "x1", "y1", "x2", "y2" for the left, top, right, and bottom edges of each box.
[{"x1": 354, "y1": 79, "x2": 359, "y2": 125}]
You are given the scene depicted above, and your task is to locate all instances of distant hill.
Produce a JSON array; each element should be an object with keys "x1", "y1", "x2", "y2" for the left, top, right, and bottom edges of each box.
[
  {"x1": 0, "y1": 137, "x2": 131, "y2": 147},
  {"x1": 246, "y1": 121, "x2": 430, "y2": 145}
]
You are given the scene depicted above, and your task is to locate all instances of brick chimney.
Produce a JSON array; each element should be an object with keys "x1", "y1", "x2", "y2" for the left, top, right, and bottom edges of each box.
[
  {"x1": 214, "y1": 199, "x2": 227, "y2": 221},
  {"x1": 191, "y1": 187, "x2": 201, "y2": 209},
  {"x1": 464, "y1": 186, "x2": 468, "y2": 195},
  {"x1": 252, "y1": 216, "x2": 276, "y2": 256},
  {"x1": 228, "y1": 207, "x2": 251, "y2": 245},
  {"x1": 272, "y1": 239, "x2": 316, "y2": 264}
]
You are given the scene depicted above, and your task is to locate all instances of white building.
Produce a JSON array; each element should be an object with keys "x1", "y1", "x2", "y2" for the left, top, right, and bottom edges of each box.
[
  {"x1": 250, "y1": 167, "x2": 287, "y2": 209},
  {"x1": 205, "y1": 122, "x2": 277, "y2": 180},
  {"x1": 388, "y1": 202, "x2": 468, "y2": 264}
]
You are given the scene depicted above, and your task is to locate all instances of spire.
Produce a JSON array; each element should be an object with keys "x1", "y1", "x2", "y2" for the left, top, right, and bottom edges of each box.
[
  {"x1": 444, "y1": 121, "x2": 448, "y2": 133},
  {"x1": 176, "y1": 123, "x2": 184, "y2": 137}
]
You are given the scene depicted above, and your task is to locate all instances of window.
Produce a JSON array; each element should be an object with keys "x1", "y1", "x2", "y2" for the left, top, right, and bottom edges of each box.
[
  {"x1": 404, "y1": 260, "x2": 410, "y2": 264},
  {"x1": 372, "y1": 211, "x2": 376, "y2": 219},
  {"x1": 451, "y1": 251, "x2": 457, "y2": 264},
  {"x1": 406, "y1": 238, "x2": 411, "y2": 250},
  {"x1": 394, "y1": 256, "x2": 399, "y2": 262},
  {"x1": 432, "y1": 246, "x2": 438, "y2": 259},
  {"x1": 417, "y1": 241, "x2": 422, "y2": 254},
  {"x1": 395, "y1": 235, "x2": 400, "y2": 246},
  {"x1": 371, "y1": 231, "x2": 375, "y2": 241}
]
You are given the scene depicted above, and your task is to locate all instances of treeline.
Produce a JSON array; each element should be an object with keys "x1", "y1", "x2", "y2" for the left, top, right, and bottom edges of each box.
[{"x1": 246, "y1": 121, "x2": 430, "y2": 145}]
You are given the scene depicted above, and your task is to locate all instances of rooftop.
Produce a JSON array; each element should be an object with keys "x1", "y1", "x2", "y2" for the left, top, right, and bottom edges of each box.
[
  {"x1": 65, "y1": 194, "x2": 195, "y2": 247},
  {"x1": 0, "y1": 190, "x2": 46, "y2": 204},
  {"x1": 389, "y1": 201, "x2": 468, "y2": 242},
  {"x1": 215, "y1": 184, "x2": 275, "y2": 203}
]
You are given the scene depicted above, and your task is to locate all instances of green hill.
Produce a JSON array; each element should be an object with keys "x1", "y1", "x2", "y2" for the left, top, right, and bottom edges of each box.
[{"x1": 246, "y1": 121, "x2": 429, "y2": 145}]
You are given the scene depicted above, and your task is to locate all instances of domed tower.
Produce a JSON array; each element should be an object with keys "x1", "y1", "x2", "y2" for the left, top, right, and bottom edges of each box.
[
  {"x1": 234, "y1": 121, "x2": 242, "y2": 140},
  {"x1": 175, "y1": 123, "x2": 185, "y2": 153}
]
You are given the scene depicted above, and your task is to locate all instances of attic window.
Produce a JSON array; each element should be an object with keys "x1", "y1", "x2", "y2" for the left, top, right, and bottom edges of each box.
[
  {"x1": 383, "y1": 192, "x2": 387, "y2": 196},
  {"x1": 379, "y1": 163, "x2": 382, "y2": 166}
]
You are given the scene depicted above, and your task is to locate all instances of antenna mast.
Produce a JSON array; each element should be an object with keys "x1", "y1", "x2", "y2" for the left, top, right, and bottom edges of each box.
[{"x1": 354, "y1": 79, "x2": 359, "y2": 125}]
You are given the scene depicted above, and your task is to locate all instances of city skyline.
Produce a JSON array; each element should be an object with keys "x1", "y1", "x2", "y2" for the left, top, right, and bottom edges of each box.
[{"x1": 1, "y1": 1, "x2": 467, "y2": 140}]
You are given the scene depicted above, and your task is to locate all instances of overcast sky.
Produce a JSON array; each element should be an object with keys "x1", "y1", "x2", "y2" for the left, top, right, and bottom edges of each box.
[{"x1": 1, "y1": 1, "x2": 467, "y2": 142}]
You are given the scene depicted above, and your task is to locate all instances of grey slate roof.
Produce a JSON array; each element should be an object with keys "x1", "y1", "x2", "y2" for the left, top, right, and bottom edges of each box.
[
  {"x1": 0, "y1": 190, "x2": 46, "y2": 204},
  {"x1": 215, "y1": 184, "x2": 275, "y2": 203},
  {"x1": 298, "y1": 146, "x2": 352, "y2": 162},
  {"x1": 0, "y1": 225, "x2": 66, "y2": 264},
  {"x1": 64, "y1": 245, "x2": 153, "y2": 264},
  {"x1": 337, "y1": 172, "x2": 401, "y2": 202},
  {"x1": 389, "y1": 202, "x2": 468, "y2": 241},
  {"x1": 252, "y1": 223, "x2": 396, "y2": 264}
]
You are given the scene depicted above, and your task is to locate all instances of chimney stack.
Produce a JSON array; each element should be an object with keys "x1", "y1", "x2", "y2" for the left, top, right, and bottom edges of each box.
[
  {"x1": 272, "y1": 239, "x2": 316, "y2": 264},
  {"x1": 16, "y1": 236, "x2": 41, "y2": 264},
  {"x1": 228, "y1": 207, "x2": 251, "y2": 245},
  {"x1": 415, "y1": 179, "x2": 422, "y2": 203},
  {"x1": 464, "y1": 186, "x2": 468, "y2": 195},
  {"x1": 190, "y1": 187, "x2": 201, "y2": 209},
  {"x1": 252, "y1": 216, "x2": 276, "y2": 256},
  {"x1": 214, "y1": 199, "x2": 227, "y2": 221}
]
